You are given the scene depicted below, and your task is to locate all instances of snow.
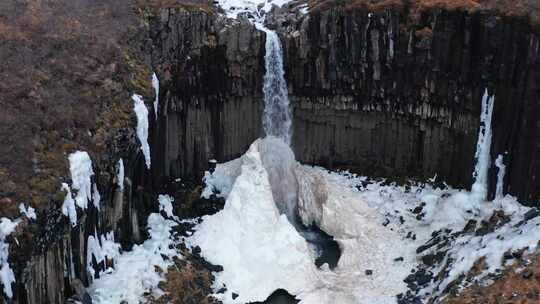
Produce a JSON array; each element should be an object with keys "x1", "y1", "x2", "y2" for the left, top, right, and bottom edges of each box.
[
  {"x1": 89, "y1": 213, "x2": 179, "y2": 303},
  {"x1": 87, "y1": 231, "x2": 120, "y2": 282},
  {"x1": 190, "y1": 136, "x2": 540, "y2": 304},
  {"x1": 116, "y1": 158, "x2": 125, "y2": 192},
  {"x1": 190, "y1": 138, "x2": 317, "y2": 303},
  {"x1": 152, "y1": 73, "x2": 159, "y2": 118},
  {"x1": 495, "y1": 154, "x2": 506, "y2": 199},
  {"x1": 19, "y1": 203, "x2": 36, "y2": 220},
  {"x1": 61, "y1": 183, "x2": 78, "y2": 226},
  {"x1": 0, "y1": 218, "x2": 19, "y2": 299},
  {"x1": 158, "y1": 194, "x2": 174, "y2": 218},
  {"x1": 216, "y1": 0, "x2": 294, "y2": 19},
  {"x1": 132, "y1": 94, "x2": 151, "y2": 169},
  {"x1": 68, "y1": 151, "x2": 94, "y2": 209},
  {"x1": 471, "y1": 89, "x2": 495, "y2": 202}
]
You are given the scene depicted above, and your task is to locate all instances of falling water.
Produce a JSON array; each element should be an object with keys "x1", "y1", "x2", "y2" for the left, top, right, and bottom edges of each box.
[
  {"x1": 260, "y1": 27, "x2": 293, "y2": 146},
  {"x1": 471, "y1": 89, "x2": 495, "y2": 201}
]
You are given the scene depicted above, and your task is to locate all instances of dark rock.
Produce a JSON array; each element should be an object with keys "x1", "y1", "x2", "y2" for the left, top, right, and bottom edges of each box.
[
  {"x1": 365, "y1": 269, "x2": 373, "y2": 275},
  {"x1": 522, "y1": 269, "x2": 534, "y2": 279},
  {"x1": 524, "y1": 208, "x2": 540, "y2": 221},
  {"x1": 232, "y1": 293, "x2": 239, "y2": 300}
]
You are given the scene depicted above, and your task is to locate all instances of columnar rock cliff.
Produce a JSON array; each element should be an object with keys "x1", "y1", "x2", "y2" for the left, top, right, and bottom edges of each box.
[
  {"x1": 1, "y1": 0, "x2": 540, "y2": 303},
  {"x1": 149, "y1": 5, "x2": 540, "y2": 204}
]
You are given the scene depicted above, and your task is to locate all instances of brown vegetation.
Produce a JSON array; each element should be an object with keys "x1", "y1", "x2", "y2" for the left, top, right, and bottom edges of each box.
[
  {"x1": 307, "y1": 0, "x2": 540, "y2": 24},
  {"x1": 442, "y1": 251, "x2": 540, "y2": 304}
]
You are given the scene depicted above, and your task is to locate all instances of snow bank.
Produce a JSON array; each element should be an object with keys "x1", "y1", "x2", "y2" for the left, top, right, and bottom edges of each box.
[
  {"x1": 68, "y1": 151, "x2": 94, "y2": 210},
  {"x1": 132, "y1": 94, "x2": 151, "y2": 169},
  {"x1": 0, "y1": 218, "x2": 19, "y2": 299},
  {"x1": 89, "y1": 213, "x2": 179, "y2": 303}
]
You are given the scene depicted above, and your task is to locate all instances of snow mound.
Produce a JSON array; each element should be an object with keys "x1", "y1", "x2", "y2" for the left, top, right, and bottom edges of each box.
[
  {"x1": 89, "y1": 213, "x2": 179, "y2": 303},
  {"x1": 190, "y1": 138, "x2": 317, "y2": 303}
]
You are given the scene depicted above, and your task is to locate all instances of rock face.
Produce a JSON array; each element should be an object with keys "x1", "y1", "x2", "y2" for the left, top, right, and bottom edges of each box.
[
  {"x1": 147, "y1": 10, "x2": 266, "y2": 183},
  {"x1": 149, "y1": 6, "x2": 540, "y2": 204},
  {"x1": 1, "y1": 1, "x2": 540, "y2": 304}
]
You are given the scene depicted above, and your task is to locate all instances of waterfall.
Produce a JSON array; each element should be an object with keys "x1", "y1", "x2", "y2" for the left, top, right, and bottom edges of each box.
[
  {"x1": 260, "y1": 27, "x2": 293, "y2": 146},
  {"x1": 471, "y1": 89, "x2": 495, "y2": 201}
]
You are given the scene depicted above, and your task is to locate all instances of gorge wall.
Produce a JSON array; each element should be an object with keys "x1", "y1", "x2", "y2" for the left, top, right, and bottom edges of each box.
[
  {"x1": 149, "y1": 5, "x2": 540, "y2": 204},
  {"x1": 2, "y1": 1, "x2": 540, "y2": 303}
]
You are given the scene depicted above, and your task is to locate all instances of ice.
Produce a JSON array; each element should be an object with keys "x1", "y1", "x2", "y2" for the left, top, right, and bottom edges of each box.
[
  {"x1": 158, "y1": 194, "x2": 174, "y2": 218},
  {"x1": 192, "y1": 136, "x2": 540, "y2": 303},
  {"x1": 116, "y1": 158, "x2": 125, "y2": 192},
  {"x1": 471, "y1": 89, "x2": 495, "y2": 202},
  {"x1": 87, "y1": 231, "x2": 120, "y2": 282},
  {"x1": 152, "y1": 73, "x2": 159, "y2": 118},
  {"x1": 61, "y1": 183, "x2": 78, "y2": 226},
  {"x1": 68, "y1": 151, "x2": 94, "y2": 209},
  {"x1": 92, "y1": 184, "x2": 101, "y2": 211},
  {"x1": 132, "y1": 94, "x2": 151, "y2": 169},
  {"x1": 18, "y1": 203, "x2": 36, "y2": 220},
  {"x1": 89, "y1": 213, "x2": 179, "y2": 303},
  {"x1": 495, "y1": 154, "x2": 506, "y2": 199},
  {"x1": 0, "y1": 218, "x2": 19, "y2": 298},
  {"x1": 189, "y1": 139, "x2": 317, "y2": 303}
]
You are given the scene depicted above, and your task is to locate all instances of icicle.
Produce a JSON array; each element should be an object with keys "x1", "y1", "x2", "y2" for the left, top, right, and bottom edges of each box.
[
  {"x1": 116, "y1": 159, "x2": 125, "y2": 192},
  {"x1": 132, "y1": 94, "x2": 151, "y2": 169},
  {"x1": 471, "y1": 89, "x2": 495, "y2": 202},
  {"x1": 152, "y1": 73, "x2": 159, "y2": 118},
  {"x1": 495, "y1": 154, "x2": 506, "y2": 199}
]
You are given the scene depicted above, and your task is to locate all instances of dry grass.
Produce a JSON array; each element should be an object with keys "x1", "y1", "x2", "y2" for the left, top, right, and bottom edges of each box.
[
  {"x1": 306, "y1": 0, "x2": 540, "y2": 24},
  {"x1": 442, "y1": 251, "x2": 540, "y2": 304}
]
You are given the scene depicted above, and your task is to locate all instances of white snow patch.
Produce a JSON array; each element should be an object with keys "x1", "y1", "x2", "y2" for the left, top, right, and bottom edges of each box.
[
  {"x1": 158, "y1": 194, "x2": 174, "y2": 218},
  {"x1": 0, "y1": 218, "x2": 19, "y2": 299},
  {"x1": 152, "y1": 73, "x2": 159, "y2": 117},
  {"x1": 133, "y1": 94, "x2": 151, "y2": 169},
  {"x1": 61, "y1": 183, "x2": 78, "y2": 226},
  {"x1": 89, "y1": 213, "x2": 179, "y2": 303},
  {"x1": 216, "y1": 0, "x2": 294, "y2": 19},
  {"x1": 68, "y1": 151, "x2": 94, "y2": 209},
  {"x1": 19, "y1": 203, "x2": 36, "y2": 220},
  {"x1": 87, "y1": 231, "x2": 120, "y2": 282}
]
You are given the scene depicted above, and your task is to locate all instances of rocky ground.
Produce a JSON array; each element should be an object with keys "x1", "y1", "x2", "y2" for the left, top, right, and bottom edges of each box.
[{"x1": 442, "y1": 252, "x2": 540, "y2": 304}]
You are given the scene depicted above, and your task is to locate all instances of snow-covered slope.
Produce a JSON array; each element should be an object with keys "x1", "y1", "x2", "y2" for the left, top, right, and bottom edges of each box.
[{"x1": 190, "y1": 136, "x2": 540, "y2": 304}]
